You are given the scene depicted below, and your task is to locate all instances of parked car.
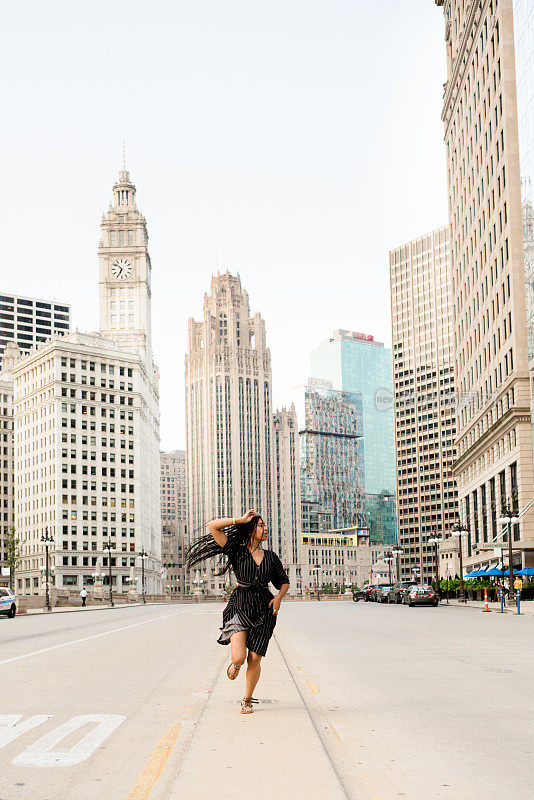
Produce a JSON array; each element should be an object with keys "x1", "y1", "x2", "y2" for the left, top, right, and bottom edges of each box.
[
  {"x1": 0, "y1": 587, "x2": 17, "y2": 618},
  {"x1": 407, "y1": 585, "x2": 439, "y2": 607},
  {"x1": 356, "y1": 586, "x2": 374, "y2": 602},
  {"x1": 377, "y1": 585, "x2": 393, "y2": 603},
  {"x1": 370, "y1": 583, "x2": 391, "y2": 602},
  {"x1": 389, "y1": 580, "x2": 418, "y2": 604}
]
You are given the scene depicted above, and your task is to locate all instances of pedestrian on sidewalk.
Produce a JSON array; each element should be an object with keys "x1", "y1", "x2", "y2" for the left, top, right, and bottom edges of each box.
[
  {"x1": 186, "y1": 509, "x2": 290, "y2": 715},
  {"x1": 80, "y1": 588, "x2": 87, "y2": 607}
]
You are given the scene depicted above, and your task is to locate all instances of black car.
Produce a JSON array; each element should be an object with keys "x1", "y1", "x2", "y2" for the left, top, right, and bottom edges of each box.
[
  {"x1": 353, "y1": 586, "x2": 374, "y2": 602},
  {"x1": 389, "y1": 580, "x2": 418, "y2": 604},
  {"x1": 369, "y1": 583, "x2": 391, "y2": 602}
]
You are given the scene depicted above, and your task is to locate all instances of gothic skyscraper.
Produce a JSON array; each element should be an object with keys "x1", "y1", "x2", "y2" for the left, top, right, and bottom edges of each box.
[{"x1": 185, "y1": 273, "x2": 274, "y2": 543}]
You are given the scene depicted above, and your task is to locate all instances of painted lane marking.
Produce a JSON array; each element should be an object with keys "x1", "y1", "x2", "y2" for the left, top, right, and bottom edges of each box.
[
  {"x1": 13, "y1": 714, "x2": 125, "y2": 767},
  {"x1": 0, "y1": 611, "x2": 183, "y2": 667},
  {"x1": 0, "y1": 715, "x2": 52, "y2": 748},
  {"x1": 126, "y1": 703, "x2": 197, "y2": 800}
]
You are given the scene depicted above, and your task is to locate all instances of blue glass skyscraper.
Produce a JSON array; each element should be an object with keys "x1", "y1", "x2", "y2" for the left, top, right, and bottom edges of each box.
[{"x1": 309, "y1": 330, "x2": 396, "y2": 545}]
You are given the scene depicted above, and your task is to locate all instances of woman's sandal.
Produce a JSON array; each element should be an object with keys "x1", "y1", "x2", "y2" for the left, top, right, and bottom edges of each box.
[
  {"x1": 227, "y1": 662, "x2": 241, "y2": 680},
  {"x1": 240, "y1": 697, "x2": 258, "y2": 714}
]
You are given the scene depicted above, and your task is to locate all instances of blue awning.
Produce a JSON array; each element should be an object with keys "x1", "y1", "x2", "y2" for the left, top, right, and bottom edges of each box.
[{"x1": 485, "y1": 567, "x2": 504, "y2": 577}]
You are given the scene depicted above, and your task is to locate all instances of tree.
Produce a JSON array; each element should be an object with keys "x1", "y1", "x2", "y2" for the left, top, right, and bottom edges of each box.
[{"x1": 3, "y1": 527, "x2": 22, "y2": 592}]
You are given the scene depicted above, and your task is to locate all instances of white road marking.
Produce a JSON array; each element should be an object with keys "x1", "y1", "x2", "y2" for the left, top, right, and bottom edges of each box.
[
  {"x1": 13, "y1": 714, "x2": 125, "y2": 767},
  {"x1": 0, "y1": 611, "x2": 182, "y2": 667},
  {"x1": 0, "y1": 715, "x2": 52, "y2": 748}
]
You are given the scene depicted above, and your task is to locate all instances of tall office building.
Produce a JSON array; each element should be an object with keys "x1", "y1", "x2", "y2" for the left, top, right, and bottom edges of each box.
[
  {"x1": 161, "y1": 450, "x2": 187, "y2": 524},
  {"x1": 160, "y1": 450, "x2": 187, "y2": 594},
  {"x1": 185, "y1": 273, "x2": 275, "y2": 556},
  {"x1": 14, "y1": 167, "x2": 162, "y2": 597},
  {"x1": 273, "y1": 405, "x2": 302, "y2": 586},
  {"x1": 390, "y1": 226, "x2": 458, "y2": 582},
  {"x1": 436, "y1": 0, "x2": 534, "y2": 570},
  {"x1": 0, "y1": 343, "x2": 19, "y2": 587},
  {"x1": 514, "y1": 0, "x2": 534, "y2": 357},
  {"x1": 300, "y1": 384, "x2": 365, "y2": 530},
  {"x1": 309, "y1": 330, "x2": 396, "y2": 543},
  {"x1": 0, "y1": 292, "x2": 70, "y2": 364}
]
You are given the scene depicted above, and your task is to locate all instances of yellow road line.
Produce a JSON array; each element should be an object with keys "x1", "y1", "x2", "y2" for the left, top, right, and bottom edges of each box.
[{"x1": 126, "y1": 703, "x2": 196, "y2": 800}]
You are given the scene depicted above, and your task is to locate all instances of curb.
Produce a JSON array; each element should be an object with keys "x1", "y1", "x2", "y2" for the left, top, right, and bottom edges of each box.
[
  {"x1": 443, "y1": 601, "x2": 533, "y2": 616},
  {"x1": 16, "y1": 602, "x2": 165, "y2": 617}
]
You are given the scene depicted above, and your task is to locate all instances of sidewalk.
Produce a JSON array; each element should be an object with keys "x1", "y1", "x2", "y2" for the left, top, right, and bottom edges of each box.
[
  {"x1": 19, "y1": 601, "x2": 155, "y2": 616},
  {"x1": 164, "y1": 637, "x2": 347, "y2": 800},
  {"x1": 445, "y1": 598, "x2": 534, "y2": 615}
]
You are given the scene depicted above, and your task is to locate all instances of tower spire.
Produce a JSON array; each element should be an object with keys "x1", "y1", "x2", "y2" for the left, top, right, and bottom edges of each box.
[{"x1": 122, "y1": 140, "x2": 126, "y2": 171}]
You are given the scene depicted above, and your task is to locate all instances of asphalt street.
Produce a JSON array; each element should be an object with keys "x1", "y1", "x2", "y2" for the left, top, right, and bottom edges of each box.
[{"x1": 0, "y1": 600, "x2": 531, "y2": 800}]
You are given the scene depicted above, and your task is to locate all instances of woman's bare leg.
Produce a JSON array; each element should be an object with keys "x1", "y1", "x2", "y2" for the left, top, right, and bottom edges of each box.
[
  {"x1": 245, "y1": 650, "x2": 262, "y2": 698},
  {"x1": 229, "y1": 630, "x2": 248, "y2": 671}
]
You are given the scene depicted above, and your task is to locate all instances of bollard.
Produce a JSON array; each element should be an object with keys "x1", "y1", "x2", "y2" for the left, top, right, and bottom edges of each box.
[
  {"x1": 517, "y1": 589, "x2": 521, "y2": 615},
  {"x1": 483, "y1": 586, "x2": 491, "y2": 612},
  {"x1": 500, "y1": 587, "x2": 504, "y2": 613}
]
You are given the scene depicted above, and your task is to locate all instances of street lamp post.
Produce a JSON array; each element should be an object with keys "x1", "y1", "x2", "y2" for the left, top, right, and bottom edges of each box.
[
  {"x1": 450, "y1": 522, "x2": 468, "y2": 602},
  {"x1": 384, "y1": 555, "x2": 394, "y2": 586},
  {"x1": 139, "y1": 547, "x2": 148, "y2": 604},
  {"x1": 392, "y1": 548, "x2": 403, "y2": 581},
  {"x1": 103, "y1": 540, "x2": 116, "y2": 607},
  {"x1": 311, "y1": 566, "x2": 321, "y2": 601},
  {"x1": 40, "y1": 528, "x2": 54, "y2": 612},
  {"x1": 498, "y1": 503, "x2": 520, "y2": 602},
  {"x1": 428, "y1": 533, "x2": 443, "y2": 595}
]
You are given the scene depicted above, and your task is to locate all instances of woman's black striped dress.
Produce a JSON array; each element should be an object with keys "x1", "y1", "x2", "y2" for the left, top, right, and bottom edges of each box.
[{"x1": 217, "y1": 543, "x2": 289, "y2": 657}]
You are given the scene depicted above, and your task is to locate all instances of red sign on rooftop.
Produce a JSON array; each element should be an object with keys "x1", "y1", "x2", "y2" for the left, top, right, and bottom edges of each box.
[{"x1": 352, "y1": 332, "x2": 374, "y2": 341}]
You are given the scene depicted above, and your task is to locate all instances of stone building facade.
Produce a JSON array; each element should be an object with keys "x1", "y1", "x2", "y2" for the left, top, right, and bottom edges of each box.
[
  {"x1": 185, "y1": 273, "x2": 275, "y2": 590},
  {"x1": 13, "y1": 168, "x2": 161, "y2": 597},
  {"x1": 0, "y1": 343, "x2": 19, "y2": 587},
  {"x1": 160, "y1": 449, "x2": 187, "y2": 594},
  {"x1": 302, "y1": 528, "x2": 388, "y2": 590},
  {"x1": 273, "y1": 405, "x2": 303, "y2": 587},
  {"x1": 390, "y1": 225, "x2": 458, "y2": 582},
  {"x1": 436, "y1": 0, "x2": 534, "y2": 570},
  {"x1": 185, "y1": 272, "x2": 302, "y2": 592}
]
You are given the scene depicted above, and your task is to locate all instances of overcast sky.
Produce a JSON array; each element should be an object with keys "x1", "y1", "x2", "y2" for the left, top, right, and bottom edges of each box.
[{"x1": 0, "y1": 0, "x2": 448, "y2": 449}]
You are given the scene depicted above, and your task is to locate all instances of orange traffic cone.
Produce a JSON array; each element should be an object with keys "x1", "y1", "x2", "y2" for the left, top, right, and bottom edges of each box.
[{"x1": 483, "y1": 586, "x2": 491, "y2": 612}]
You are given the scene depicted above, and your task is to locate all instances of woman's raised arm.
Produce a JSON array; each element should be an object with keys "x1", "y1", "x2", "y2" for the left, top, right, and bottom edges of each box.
[{"x1": 208, "y1": 509, "x2": 255, "y2": 548}]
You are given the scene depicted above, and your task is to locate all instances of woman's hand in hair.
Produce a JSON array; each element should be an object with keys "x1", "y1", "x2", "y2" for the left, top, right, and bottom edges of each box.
[{"x1": 237, "y1": 509, "x2": 256, "y2": 525}]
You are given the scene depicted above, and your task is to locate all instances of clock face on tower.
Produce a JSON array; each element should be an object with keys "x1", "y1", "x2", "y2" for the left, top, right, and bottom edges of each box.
[{"x1": 111, "y1": 258, "x2": 132, "y2": 280}]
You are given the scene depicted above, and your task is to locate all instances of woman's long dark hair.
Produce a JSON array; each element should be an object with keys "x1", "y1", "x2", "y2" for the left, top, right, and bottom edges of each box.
[{"x1": 185, "y1": 516, "x2": 262, "y2": 576}]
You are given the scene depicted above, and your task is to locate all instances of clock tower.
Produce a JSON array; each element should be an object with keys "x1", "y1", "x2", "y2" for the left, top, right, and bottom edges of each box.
[{"x1": 98, "y1": 167, "x2": 152, "y2": 362}]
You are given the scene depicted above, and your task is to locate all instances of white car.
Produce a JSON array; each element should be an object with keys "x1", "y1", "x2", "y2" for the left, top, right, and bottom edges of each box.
[{"x1": 0, "y1": 587, "x2": 17, "y2": 618}]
